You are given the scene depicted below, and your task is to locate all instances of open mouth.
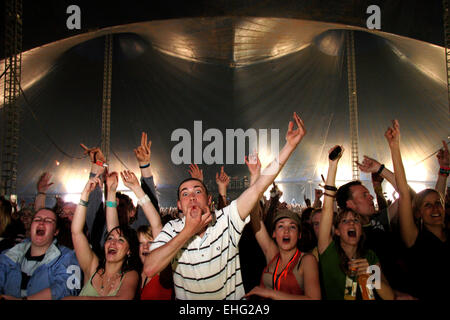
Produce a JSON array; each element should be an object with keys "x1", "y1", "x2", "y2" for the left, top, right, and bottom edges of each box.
[
  {"x1": 142, "y1": 252, "x2": 150, "y2": 256},
  {"x1": 282, "y1": 237, "x2": 290, "y2": 243},
  {"x1": 431, "y1": 213, "x2": 441, "y2": 218},
  {"x1": 347, "y1": 230, "x2": 357, "y2": 238},
  {"x1": 107, "y1": 248, "x2": 117, "y2": 255},
  {"x1": 36, "y1": 229, "x2": 45, "y2": 236}
]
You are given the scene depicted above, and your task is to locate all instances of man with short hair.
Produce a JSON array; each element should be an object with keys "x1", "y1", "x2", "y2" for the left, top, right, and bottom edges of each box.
[
  {"x1": 0, "y1": 208, "x2": 81, "y2": 300},
  {"x1": 145, "y1": 113, "x2": 306, "y2": 300}
]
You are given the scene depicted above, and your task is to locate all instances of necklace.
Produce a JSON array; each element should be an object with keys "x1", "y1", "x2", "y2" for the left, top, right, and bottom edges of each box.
[{"x1": 99, "y1": 271, "x2": 121, "y2": 295}]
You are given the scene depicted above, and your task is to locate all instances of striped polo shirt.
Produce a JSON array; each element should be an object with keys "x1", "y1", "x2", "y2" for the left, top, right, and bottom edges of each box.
[{"x1": 150, "y1": 200, "x2": 250, "y2": 300}]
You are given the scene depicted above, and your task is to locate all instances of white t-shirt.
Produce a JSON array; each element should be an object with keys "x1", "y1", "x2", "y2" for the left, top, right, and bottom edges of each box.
[{"x1": 150, "y1": 200, "x2": 250, "y2": 300}]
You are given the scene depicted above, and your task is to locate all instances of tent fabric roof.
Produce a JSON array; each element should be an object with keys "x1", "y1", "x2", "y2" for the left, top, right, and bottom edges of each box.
[{"x1": 0, "y1": 17, "x2": 448, "y2": 205}]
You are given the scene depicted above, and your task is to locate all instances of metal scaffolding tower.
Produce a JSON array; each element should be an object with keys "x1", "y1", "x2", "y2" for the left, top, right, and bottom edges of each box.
[
  {"x1": 1, "y1": 0, "x2": 23, "y2": 196},
  {"x1": 443, "y1": 0, "x2": 450, "y2": 113},
  {"x1": 346, "y1": 30, "x2": 360, "y2": 181},
  {"x1": 101, "y1": 34, "x2": 113, "y2": 162}
]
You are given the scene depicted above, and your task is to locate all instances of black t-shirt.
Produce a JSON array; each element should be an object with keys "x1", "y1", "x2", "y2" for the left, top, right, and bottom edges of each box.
[
  {"x1": 20, "y1": 248, "x2": 45, "y2": 291},
  {"x1": 363, "y1": 209, "x2": 409, "y2": 290},
  {"x1": 405, "y1": 228, "x2": 450, "y2": 300}
]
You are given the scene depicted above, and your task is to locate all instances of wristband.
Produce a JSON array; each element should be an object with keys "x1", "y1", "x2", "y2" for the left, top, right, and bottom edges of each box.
[
  {"x1": 139, "y1": 163, "x2": 150, "y2": 169},
  {"x1": 324, "y1": 192, "x2": 336, "y2": 198},
  {"x1": 376, "y1": 164, "x2": 385, "y2": 175},
  {"x1": 94, "y1": 160, "x2": 108, "y2": 168},
  {"x1": 439, "y1": 167, "x2": 450, "y2": 176},
  {"x1": 79, "y1": 199, "x2": 89, "y2": 207},
  {"x1": 324, "y1": 185, "x2": 337, "y2": 192},
  {"x1": 106, "y1": 201, "x2": 117, "y2": 208},
  {"x1": 137, "y1": 194, "x2": 150, "y2": 207}
]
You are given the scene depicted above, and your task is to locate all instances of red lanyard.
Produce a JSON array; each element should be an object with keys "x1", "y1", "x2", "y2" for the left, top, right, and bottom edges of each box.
[{"x1": 272, "y1": 249, "x2": 299, "y2": 291}]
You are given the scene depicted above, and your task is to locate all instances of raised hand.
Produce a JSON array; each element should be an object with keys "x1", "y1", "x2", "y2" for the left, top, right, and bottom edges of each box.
[
  {"x1": 188, "y1": 164, "x2": 203, "y2": 182},
  {"x1": 285, "y1": 112, "x2": 306, "y2": 147},
  {"x1": 134, "y1": 132, "x2": 152, "y2": 165},
  {"x1": 80, "y1": 143, "x2": 106, "y2": 163},
  {"x1": 37, "y1": 172, "x2": 54, "y2": 193},
  {"x1": 357, "y1": 155, "x2": 382, "y2": 173},
  {"x1": 437, "y1": 140, "x2": 449, "y2": 168},
  {"x1": 105, "y1": 170, "x2": 119, "y2": 192},
  {"x1": 384, "y1": 120, "x2": 400, "y2": 149},
  {"x1": 314, "y1": 188, "x2": 323, "y2": 200},
  {"x1": 120, "y1": 170, "x2": 140, "y2": 191},
  {"x1": 82, "y1": 173, "x2": 102, "y2": 196},
  {"x1": 328, "y1": 145, "x2": 344, "y2": 164},
  {"x1": 245, "y1": 151, "x2": 262, "y2": 177},
  {"x1": 215, "y1": 166, "x2": 230, "y2": 188}
]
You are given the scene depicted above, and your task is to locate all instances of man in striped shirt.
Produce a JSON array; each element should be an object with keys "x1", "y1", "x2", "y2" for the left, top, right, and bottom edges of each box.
[{"x1": 145, "y1": 113, "x2": 307, "y2": 300}]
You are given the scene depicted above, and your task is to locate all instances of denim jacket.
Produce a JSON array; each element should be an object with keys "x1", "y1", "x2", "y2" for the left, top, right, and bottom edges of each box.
[{"x1": 0, "y1": 239, "x2": 81, "y2": 299}]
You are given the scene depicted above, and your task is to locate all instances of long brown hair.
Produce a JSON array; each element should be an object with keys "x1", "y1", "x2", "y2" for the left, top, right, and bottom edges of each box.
[{"x1": 333, "y1": 209, "x2": 367, "y2": 274}]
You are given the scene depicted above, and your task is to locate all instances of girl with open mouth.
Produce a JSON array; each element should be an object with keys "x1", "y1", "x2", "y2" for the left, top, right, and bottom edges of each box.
[
  {"x1": 243, "y1": 153, "x2": 321, "y2": 300},
  {"x1": 62, "y1": 174, "x2": 141, "y2": 300},
  {"x1": 318, "y1": 145, "x2": 395, "y2": 300}
]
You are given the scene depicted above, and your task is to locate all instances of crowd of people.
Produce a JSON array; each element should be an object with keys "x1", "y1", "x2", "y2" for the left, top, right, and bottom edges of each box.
[{"x1": 0, "y1": 114, "x2": 449, "y2": 300}]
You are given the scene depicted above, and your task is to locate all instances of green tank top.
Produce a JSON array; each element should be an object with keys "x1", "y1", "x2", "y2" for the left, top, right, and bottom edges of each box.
[{"x1": 79, "y1": 270, "x2": 124, "y2": 297}]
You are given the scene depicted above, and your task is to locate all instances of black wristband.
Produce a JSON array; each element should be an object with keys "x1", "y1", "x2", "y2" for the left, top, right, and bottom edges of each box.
[
  {"x1": 139, "y1": 163, "x2": 150, "y2": 169},
  {"x1": 376, "y1": 164, "x2": 385, "y2": 175},
  {"x1": 324, "y1": 185, "x2": 337, "y2": 192}
]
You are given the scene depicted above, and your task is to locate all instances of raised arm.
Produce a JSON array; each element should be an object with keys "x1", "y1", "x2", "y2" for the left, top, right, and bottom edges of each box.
[
  {"x1": 245, "y1": 150, "x2": 261, "y2": 187},
  {"x1": 357, "y1": 155, "x2": 398, "y2": 191},
  {"x1": 71, "y1": 175, "x2": 102, "y2": 278},
  {"x1": 80, "y1": 144, "x2": 106, "y2": 235},
  {"x1": 216, "y1": 166, "x2": 230, "y2": 209},
  {"x1": 134, "y1": 132, "x2": 160, "y2": 213},
  {"x1": 188, "y1": 163, "x2": 204, "y2": 182},
  {"x1": 436, "y1": 140, "x2": 449, "y2": 198},
  {"x1": 236, "y1": 112, "x2": 306, "y2": 221},
  {"x1": 34, "y1": 172, "x2": 54, "y2": 211},
  {"x1": 246, "y1": 153, "x2": 278, "y2": 262},
  {"x1": 249, "y1": 203, "x2": 279, "y2": 264},
  {"x1": 371, "y1": 172, "x2": 388, "y2": 211},
  {"x1": 313, "y1": 188, "x2": 323, "y2": 209},
  {"x1": 105, "y1": 170, "x2": 120, "y2": 232},
  {"x1": 385, "y1": 120, "x2": 417, "y2": 248},
  {"x1": 318, "y1": 146, "x2": 343, "y2": 255},
  {"x1": 134, "y1": 132, "x2": 153, "y2": 179},
  {"x1": 121, "y1": 170, "x2": 162, "y2": 238}
]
